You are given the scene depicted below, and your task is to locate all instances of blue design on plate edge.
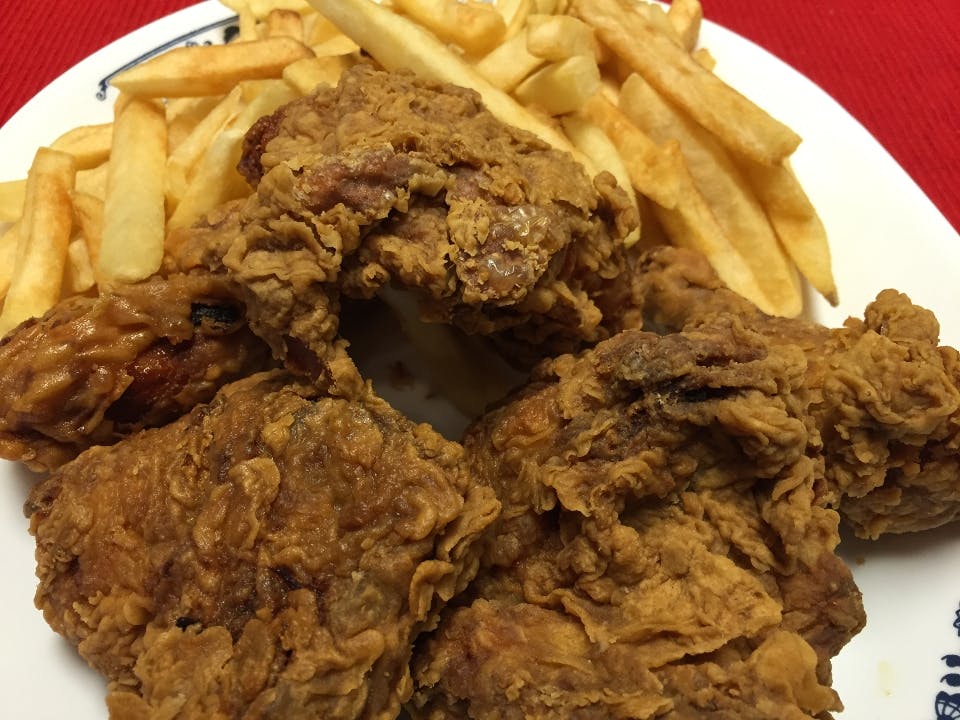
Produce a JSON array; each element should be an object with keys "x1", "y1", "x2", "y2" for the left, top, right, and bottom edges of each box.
[
  {"x1": 95, "y1": 15, "x2": 239, "y2": 100},
  {"x1": 935, "y1": 603, "x2": 960, "y2": 719}
]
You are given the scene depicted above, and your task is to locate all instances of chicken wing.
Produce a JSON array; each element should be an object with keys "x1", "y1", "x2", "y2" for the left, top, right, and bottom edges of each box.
[{"x1": 0, "y1": 273, "x2": 271, "y2": 471}]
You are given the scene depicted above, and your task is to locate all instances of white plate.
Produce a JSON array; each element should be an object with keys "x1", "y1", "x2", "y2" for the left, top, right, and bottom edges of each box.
[{"x1": 1, "y1": 3, "x2": 959, "y2": 719}]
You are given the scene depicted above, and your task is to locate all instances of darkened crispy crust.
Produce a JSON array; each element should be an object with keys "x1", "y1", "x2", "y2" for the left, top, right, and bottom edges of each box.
[
  {"x1": 28, "y1": 370, "x2": 498, "y2": 720},
  {"x1": 0, "y1": 273, "x2": 272, "y2": 471}
]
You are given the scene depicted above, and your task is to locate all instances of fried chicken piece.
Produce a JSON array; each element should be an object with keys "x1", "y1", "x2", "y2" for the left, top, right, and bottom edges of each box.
[
  {"x1": 170, "y1": 65, "x2": 636, "y2": 375},
  {"x1": 27, "y1": 370, "x2": 499, "y2": 719},
  {"x1": 632, "y1": 246, "x2": 960, "y2": 538},
  {"x1": 0, "y1": 273, "x2": 271, "y2": 471},
  {"x1": 412, "y1": 321, "x2": 865, "y2": 718}
]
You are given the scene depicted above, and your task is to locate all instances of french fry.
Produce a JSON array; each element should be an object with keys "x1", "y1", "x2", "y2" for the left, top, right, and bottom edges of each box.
[
  {"x1": 310, "y1": 0, "x2": 587, "y2": 165},
  {"x1": 667, "y1": 0, "x2": 702, "y2": 51},
  {"x1": 166, "y1": 86, "x2": 244, "y2": 208},
  {"x1": 311, "y1": 34, "x2": 361, "y2": 57},
  {"x1": 169, "y1": 81, "x2": 298, "y2": 230},
  {"x1": 561, "y1": 113, "x2": 641, "y2": 246},
  {"x1": 0, "y1": 179, "x2": 26, "y2": 222},
  {"x1": 392, "y1": 0, "x2": 507, "y2": 56},
  {"x1": 303, "y1": 13, "x2": 344, "y2": 45},
  {"x1": 653, "y1": 178, "x2": 778, "y2": 316},
  {"x1": 99, "y1": 96, "x2": 167, "y2": 283},
  {"x1": 573, "y1": 0, "x2": 801, "y2": 165},
  {"x1": 264, "y1": 8, "x2": 304, "y2": 40},
  {"x1": 250, "y1": 0, "x2": 312, "y2": 17},
  {"x1": 75, "y1": 163, "x2": 108, "y2": 200},
  {"x1": 63, "y1": 237, "x2": 96, "y2": 295},
  {"x1": 739, "y1": 158, "x2": 838, "y2": 305},
  {"x1": 633, "y1": 1, "x2": 684, "y2": 48},
  {"x1": 50, "y1": 123, "x2": 112, "y2": 170},
  {"x1": 498, "y1": 0, "x2": 534, "y2": 40},
  {"x1": 692, "y1": 47, "x2": 716, "y2": 72},
  {"x1": 473, "y1": 32, "x2": 544, "y2": 92},
  {"x1": 0, "y1": 222, "x2": 19, "y2": 301},
  {"x1": 619, "y1": 74, "x2": 802, "y2": 316},
  {"x1": 514, "y1": 55, "x2": 601, "y2": 115},
  {"x1": 0, "y1": 148, "x2": 76, "y2": 336},
  {"x1": 166, "y1": 96, "x2": 223, "y2": 152},
  {"x1": 71, "y1": 192, "x2": 104, "y2": 270},
  {"x1": 283, "y1": 55, "x2": 354, "y2": 94},
  {"x1": 582, "y1": 94, "x2": 681, "y2": 210},
  {"x1": 110, "y1": 37, "x2": 314, "y2": 97},
  {"x1": 525, "y1": 14, "x2": 595, "y2": 61}
]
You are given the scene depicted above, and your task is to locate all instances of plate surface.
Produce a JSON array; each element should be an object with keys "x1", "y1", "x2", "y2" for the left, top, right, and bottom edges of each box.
[{"x1": 1, "y1": 3, "x2": 959, "y2": 718}]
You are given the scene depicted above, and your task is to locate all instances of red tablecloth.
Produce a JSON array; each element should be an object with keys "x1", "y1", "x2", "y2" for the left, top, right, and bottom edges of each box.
[{"x1": 1, "y1": 0, "x2": 957, "y2": 232}]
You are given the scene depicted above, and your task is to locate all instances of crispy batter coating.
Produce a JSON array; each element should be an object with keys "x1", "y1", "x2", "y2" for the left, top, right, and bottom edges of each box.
[
  {"x1": 632, "y1": 246, "x2": 960, "y2": 538},
  {"x1": 171, "y1": 65, "x2": 637, "y2": 375},
  {"x1": 0, "y1": 273, "x2": 271, "y2": 471},
  {"x1": 411, "y1": 319, "x2": 864, "y2": 718},
  {"x1": 27, "y1": 371, "x2": 499, "y2": 719}
]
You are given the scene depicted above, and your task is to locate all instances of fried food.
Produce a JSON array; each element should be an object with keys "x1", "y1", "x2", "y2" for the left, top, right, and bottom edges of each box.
[
  {"x1": 414, "y1": 313, "x2": 863, "y2": 718},
  {"x1": 0, "y1": 273, "x2": 272, "y2": 471},
  {"x1": 630, "y1": 246, "x2": 960, "y2": 539},
  {"x1": 27, "y1": 370, "x2": 499, "y2": 719},
  {"x1": 170, "y1": 65, "x2": 636, "y2": 373}
]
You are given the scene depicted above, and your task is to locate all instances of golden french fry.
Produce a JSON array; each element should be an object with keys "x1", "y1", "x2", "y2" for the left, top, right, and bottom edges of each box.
[
  {"x1": 0, "y1": 148, "x2": 76, "y2": 336},
  {"x1": 514, "y1": 55, "x2": 601, "y2": 115},
  {"x1": 0, "y1": 179, "x2": 26, "y2": 223},
  {"x1": 498, "y1": 0, "x2": 534, "y2": 39},
  {"x1": 110, "y1": 37, "x2": 314, "y2": 97},
  {"x1": 63, "y1": 237, "x2": 96, "y2": 295},
  {"x1": 692, "y1": 47, "x2": 716, "y2": 72},
  {"x1": 99, "y1": 96, "x2": 167, "y2": 283},
  {"x1": 633, "y1": 1, "x2": 684, "y2": 48},
  {"x1": 473, "y1": 31, "x2": 544, "y2": 92},
  {"x1": 310, "y1": 0, "x2": 588, "y2": 165},
  {"x1": 303, "y1": 13, "x2": 343, "y2": 45},
  {"x1": 75, "y1": 163, "x2": 108, "y2": 200},
  {"x1": 167, "y1": 130, "x2": 250, "y2": 231},
  {"x1": 311, "y1": 34, "x2": 361, "y2": 57},
  {"x1": 265, "y1": 8, "x2": 304, "y2": 39},
  {"x1": 653, "y1": 180, "x2": 778, "y2": 317},
  {"x1": 283, "y1": 55, "x2": 354, "y2": 94},
  {"x1": 0, "y1": 222, "x2": 19, "y2": 301},
  {"x1": 573, "y1": 0, "x2": 801, "y2": 165},
  {"x1": 392, "y1": 0, "x2": 507, "y2": 56},
  {"x1": 166, "y1": 86, "x2": 244, "y2": 208},
  {"x1": 166, "y1": 96, "x2": 223, "y2": 152},
  {"x1": 50, "y1": 123, "x2": 112, "y2": 170},
  {"x1": 71, "y1": 192, "x2": 104, "y2": 270},
  {"x1": 525, "y1": 14, "x2": 595, "y2": 61},
  {"x1": 169, "y1": 81, "x2": 298, "y2": 230},
  {"x1": 582, "y1": 94, "x2": 681, "y2": 209},
  {"x1": 739, "y1": 158, "x2": 838, "y2": 305},
  {"x1": 667, "y1": 0, "x2": 703, "y2": 51},
  {"x1": 619, "y1": 74, "x2": 802, "y2": 317},
  {"x1": 561, "y1": 113, "x2": 641, "y2": 246},
  {"x1": 250, "y1": 0, "x2": 311, "y2": 17}
]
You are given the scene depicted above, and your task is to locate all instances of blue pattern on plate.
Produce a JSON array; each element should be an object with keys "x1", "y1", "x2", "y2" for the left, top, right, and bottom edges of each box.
[
  {"x1": 95, "y1": 16, "x2": 239, "y2": 100},
  {"x1": 935, "y1": 604, "x2": 960, "y2": 719}
]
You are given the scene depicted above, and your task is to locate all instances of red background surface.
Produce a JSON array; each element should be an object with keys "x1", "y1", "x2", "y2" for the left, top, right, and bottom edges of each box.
[{"x1": 1, "y1": 0, "x2": 957, "y2": 232}]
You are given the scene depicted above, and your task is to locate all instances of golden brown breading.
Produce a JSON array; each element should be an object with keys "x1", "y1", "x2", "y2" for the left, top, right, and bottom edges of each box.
[
  {"x1": 171, "y1": 65, "x2": 637, "y2": 376},
  {"x1": 412, "y1": 320, "x2": 865, "y2": 718},
  {"x1": 631, "y1": 246, "x2": 960, "y2": 538},
  {"x1": 27, "y1": 370, "x2": 499, "y2": 719}
]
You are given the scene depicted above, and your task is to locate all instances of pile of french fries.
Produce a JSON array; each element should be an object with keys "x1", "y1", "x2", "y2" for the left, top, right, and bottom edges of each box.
[{"x1": 0, "y1": 0, "x2": 836, "y2": 338}]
